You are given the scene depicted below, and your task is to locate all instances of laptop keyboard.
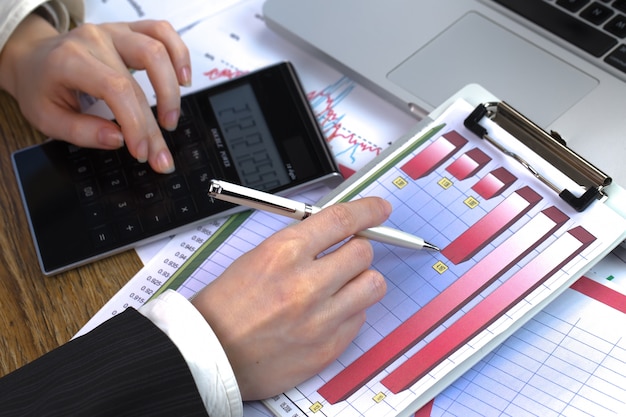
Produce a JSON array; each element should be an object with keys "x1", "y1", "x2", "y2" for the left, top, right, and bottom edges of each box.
[{"x1": 493, "y1": 0, "x2": 626, "y2": 75}]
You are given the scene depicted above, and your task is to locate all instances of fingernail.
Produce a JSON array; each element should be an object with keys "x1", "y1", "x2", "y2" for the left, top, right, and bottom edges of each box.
[
  {"x1": 157, "y1": 149, "x2": 175, "y2": 174},
  {"x1": 136, "y1": 140, "x2": 148, "y2": 163},
  {"x1": 97, "y1": 127, "x2": 124, "y2": 148},
  {"x1": 180, "y1": 65, "x2": 191, "y2": 87},
  {"x1": 164, "y1": 109, "x2": 179, "y2": 132}
]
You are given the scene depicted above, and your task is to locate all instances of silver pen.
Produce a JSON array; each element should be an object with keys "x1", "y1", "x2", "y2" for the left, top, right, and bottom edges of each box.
[{"x1": 208, "y1": 179, "x2": 439, "y2": 252}]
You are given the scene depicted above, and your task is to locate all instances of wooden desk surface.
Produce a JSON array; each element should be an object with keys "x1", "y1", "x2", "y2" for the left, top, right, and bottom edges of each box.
[{"x1": 0, "y1": 91, "x2": 143, "y2": 377}]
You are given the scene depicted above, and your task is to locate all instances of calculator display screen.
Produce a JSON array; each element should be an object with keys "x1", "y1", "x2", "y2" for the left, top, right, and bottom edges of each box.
[{"x1": 209, "y1": 83, "x2": 290, "y2": 190}]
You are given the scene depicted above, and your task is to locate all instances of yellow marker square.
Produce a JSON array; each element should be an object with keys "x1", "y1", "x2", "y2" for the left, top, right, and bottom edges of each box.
[
  {"x1": 310, "y1": 402, "x2": 323, "y2": 413},
  {"x1": 373, "y1": 392, "x2": 386, "y2": 403},
  {"x1": 433, "y1": 261, "x2": 448, "y2": 274},
  {"x1": 464, "y1": 196, "x2": 479, "y2": 209},
  {"x1": 438, "y1": 177, "x2": 453, "y2": 189},
  {"x1": 393, "y1": 177, "x2": 408, "y2": 189}
]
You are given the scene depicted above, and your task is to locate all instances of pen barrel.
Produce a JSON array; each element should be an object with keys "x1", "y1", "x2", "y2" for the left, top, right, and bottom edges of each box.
[
  {"x1": 209, "y1": 180, "x2": 312, "y2": 220},
  {"x1": 356, "y1": 226, "x2": 426, "y2": 250}
]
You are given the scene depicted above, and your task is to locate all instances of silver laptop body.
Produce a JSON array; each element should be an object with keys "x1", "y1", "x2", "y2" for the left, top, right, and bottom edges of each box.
[{"x1": 263, "y1": 0, "x2": 626, "y2": 186}]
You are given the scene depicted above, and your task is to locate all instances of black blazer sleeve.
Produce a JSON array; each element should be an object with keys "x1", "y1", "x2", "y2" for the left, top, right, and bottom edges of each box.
[{"x1": 0, "y1": 308, "x2": 209, "y2": 417}]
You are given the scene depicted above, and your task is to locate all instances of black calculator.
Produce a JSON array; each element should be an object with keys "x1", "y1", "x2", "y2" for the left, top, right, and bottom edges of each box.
[{"x1": 12, "y1": 63, "x2": 342, "y2": 275}]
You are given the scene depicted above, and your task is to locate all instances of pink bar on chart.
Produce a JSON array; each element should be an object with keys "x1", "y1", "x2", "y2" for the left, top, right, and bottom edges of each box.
[
  {"x1": 381, "y1": 226, "x2": 596, "y2": 394},
  {"x1": 316, "y1": 206, "x2": 568, "y2": 404},
  {"x1": 445, "y1": 148, "x2": 491, "y2": 180},
  {"x1": 472, "y1": 167, "x2": 517, "y2": 199},
  {"x1": 441, "y1": 186, "x2": 542, "y2": 265},
  {"x1": 572, "y1": 276, "x2": 626, "y2": 314},
  {"x1": 401, "y1": 131, "x2": 468, "y2": 180}
]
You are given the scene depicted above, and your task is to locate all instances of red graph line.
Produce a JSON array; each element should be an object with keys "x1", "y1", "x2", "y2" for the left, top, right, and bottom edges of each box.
[
  {"x1": 202, "y1": 68, "x2": 382, "y2": 165},
  {"x1": 307, "y1": 83, "x2": 383, "y2": 160},
  {"x1": 381, "y1": 226, "x2": 596, "y2": 394},
  {"x1": 316, "y1": 206, "x2": 568, "y2": 404},
  {"x1": 202, "y1": 67, "x2": 247, "y2": 81}
]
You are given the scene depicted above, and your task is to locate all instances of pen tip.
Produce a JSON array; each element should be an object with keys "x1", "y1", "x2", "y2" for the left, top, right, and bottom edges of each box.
[{"x1": 423, "y1": 241, "x2": 440, "y2": 252}]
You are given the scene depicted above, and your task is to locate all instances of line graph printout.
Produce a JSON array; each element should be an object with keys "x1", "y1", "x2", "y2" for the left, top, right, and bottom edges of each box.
[
  {"x1": 138, "y1": 99, "x2": 625, "y2": 417},
  {"x1": 127, "y1": 0, "x2": 417, "y2": 177}
]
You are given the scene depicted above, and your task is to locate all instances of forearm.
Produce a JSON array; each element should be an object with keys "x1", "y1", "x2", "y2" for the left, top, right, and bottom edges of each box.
[
  {"x1": 0, "y1": 307, "x2": 210, "y2": 416},
  {"x1": 139, "y1": 290, "x2": 243, "y2": 417}
]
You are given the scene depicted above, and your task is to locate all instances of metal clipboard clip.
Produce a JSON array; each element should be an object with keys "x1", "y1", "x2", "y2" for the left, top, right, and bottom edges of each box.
[{"x1": 464, "y1": 101, "x2": 612, "y2": 212}]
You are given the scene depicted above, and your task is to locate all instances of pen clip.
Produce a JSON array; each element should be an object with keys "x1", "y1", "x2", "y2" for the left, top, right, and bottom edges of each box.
[{"x1": 208, "y1": 179, "x2": 302, "y2": 216}]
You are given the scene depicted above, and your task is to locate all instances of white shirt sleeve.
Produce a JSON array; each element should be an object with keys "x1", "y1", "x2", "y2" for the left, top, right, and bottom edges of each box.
[
  {"x1": 139, "y1": 290, "x2": 243, "y2": 417},
  {"x1": 0, "y1": 0, "x2": 83, "y2": 52}
]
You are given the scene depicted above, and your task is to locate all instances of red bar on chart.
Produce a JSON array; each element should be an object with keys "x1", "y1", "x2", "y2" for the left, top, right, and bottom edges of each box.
[
  {"x1": 316, "y1": 206, "x2": 568, "y2": 404},
  {"x1": 441, "y1": 186, "x2": 542, "y2": 264},
  {"x1": 401, "y1": 131, "x2": 468, "y2": 180},
  {"x1": 445, "y1": 148, "x2": 492, "y2": 180},
  {"x1": 571, "y1": 276, "x2": 626, "y2": 314},
  {"x1": 472, "y1": 167, "x2": 517, "y2": 199},
  {"x1": 381, "y1": 226, "x2": 596, "y2": 394}
]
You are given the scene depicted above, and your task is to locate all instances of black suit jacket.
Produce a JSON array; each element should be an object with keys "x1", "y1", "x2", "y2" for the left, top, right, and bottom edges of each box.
[{"x1": 0, "y1": 308, "x2": 210, "y2": 416}]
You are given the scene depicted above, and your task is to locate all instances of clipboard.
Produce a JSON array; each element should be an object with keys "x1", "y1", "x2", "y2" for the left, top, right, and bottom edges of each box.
[{"x1": 265, "y1": 84, "x2": 626, "y2": 417}]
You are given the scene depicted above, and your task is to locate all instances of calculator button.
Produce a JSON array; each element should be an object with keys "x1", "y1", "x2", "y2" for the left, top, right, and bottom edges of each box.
[
  {"x1": 165, "y1": 175, "x2": 189, "y2": 197},
  {"x1": 70, "y1": 157, "x2": 94, "y2": 179},
  {"x1": 100, "y1": 170, "x2": 128, "y2": 193},
  {"x1": 173, "y1": 196, "x2": 197, "y2": 220},
  {"x1": 180, "y1": 143, "x2": 208, "y2": 166},
  {"x1": 188, "y1": 167, "x2": 212, "y2": 191},
  {"x1": 137, "y1": 185, "x2": 163, "y2": 206},
  {"x1": 116, "y1": 217, "x2": 143, "y2": 240},
  {"x1": 93, "y1": 151, "x2": 121, "y2": 172},
  {"x1": 142, "y1": 205, "x2": 171, "y2": 230},
  {"x1": 130, "y1": 164, "x2": 156, "y2": 184},
  {"x1": 108, "y1": 192, "x2": 136, "y2": 217},
  {"x1": 76, "y1": 179, "x2": 100, "y2": 202},
  {"x1": 172, "y1": 123, "x2": 203, "y2": 147},
  {"x1": 90, "y1": 225, "x2": 116, "y2": 248},
  {"x1": 83, "y1": 203, "x2": 106, "y2": 226}
]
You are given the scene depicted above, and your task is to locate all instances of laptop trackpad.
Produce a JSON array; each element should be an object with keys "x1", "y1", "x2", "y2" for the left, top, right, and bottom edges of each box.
[{"x1": 387, "y1": 12, "x2": 597, "y2": 126}]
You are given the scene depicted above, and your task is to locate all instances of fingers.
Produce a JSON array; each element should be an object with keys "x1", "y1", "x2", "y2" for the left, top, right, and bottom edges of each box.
[
  {"x1": 54, "y1": 21, "x2": 190, "y2": 173},
  {"x1": 113, "y1": 21, "x2": 189, "y2": 131},
  {"x1": 109, "y1": 20, "x2": 191, "y2": 173},
  {"x1": 37, "y1": 104, "x2": 124, "y2": 150},
  {"x1": 285, "y1": 197, "x2": 391, "y2": 317},
  {"x1": 298, "y1": 197, "x2": 393, "y2": 255},
  {"x1": 127, "y1": 20, "x2": 192, "y2": 88},
  {"x1": 55, "y1": 38, "x2": 170, "y2": 171}
]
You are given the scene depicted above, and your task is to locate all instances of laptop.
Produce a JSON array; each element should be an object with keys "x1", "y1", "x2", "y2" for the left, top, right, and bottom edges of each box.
[{"x1": 262, "y1": 0, "x2": 626, "y2": 186}]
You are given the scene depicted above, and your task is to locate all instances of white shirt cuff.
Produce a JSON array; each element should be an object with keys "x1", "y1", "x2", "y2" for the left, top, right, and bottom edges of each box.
[{"x1": 139, "y1": 290, "x2": 243, "y2": 417}]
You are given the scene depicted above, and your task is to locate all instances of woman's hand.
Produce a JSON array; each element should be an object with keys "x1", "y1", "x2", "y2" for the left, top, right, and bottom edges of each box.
[
  {"x1": 192, "y1": 197, "x2": 391, "y2": 400},
  {"x1": 0, "y1": 15, "x2": 191, "y2": 173}
]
